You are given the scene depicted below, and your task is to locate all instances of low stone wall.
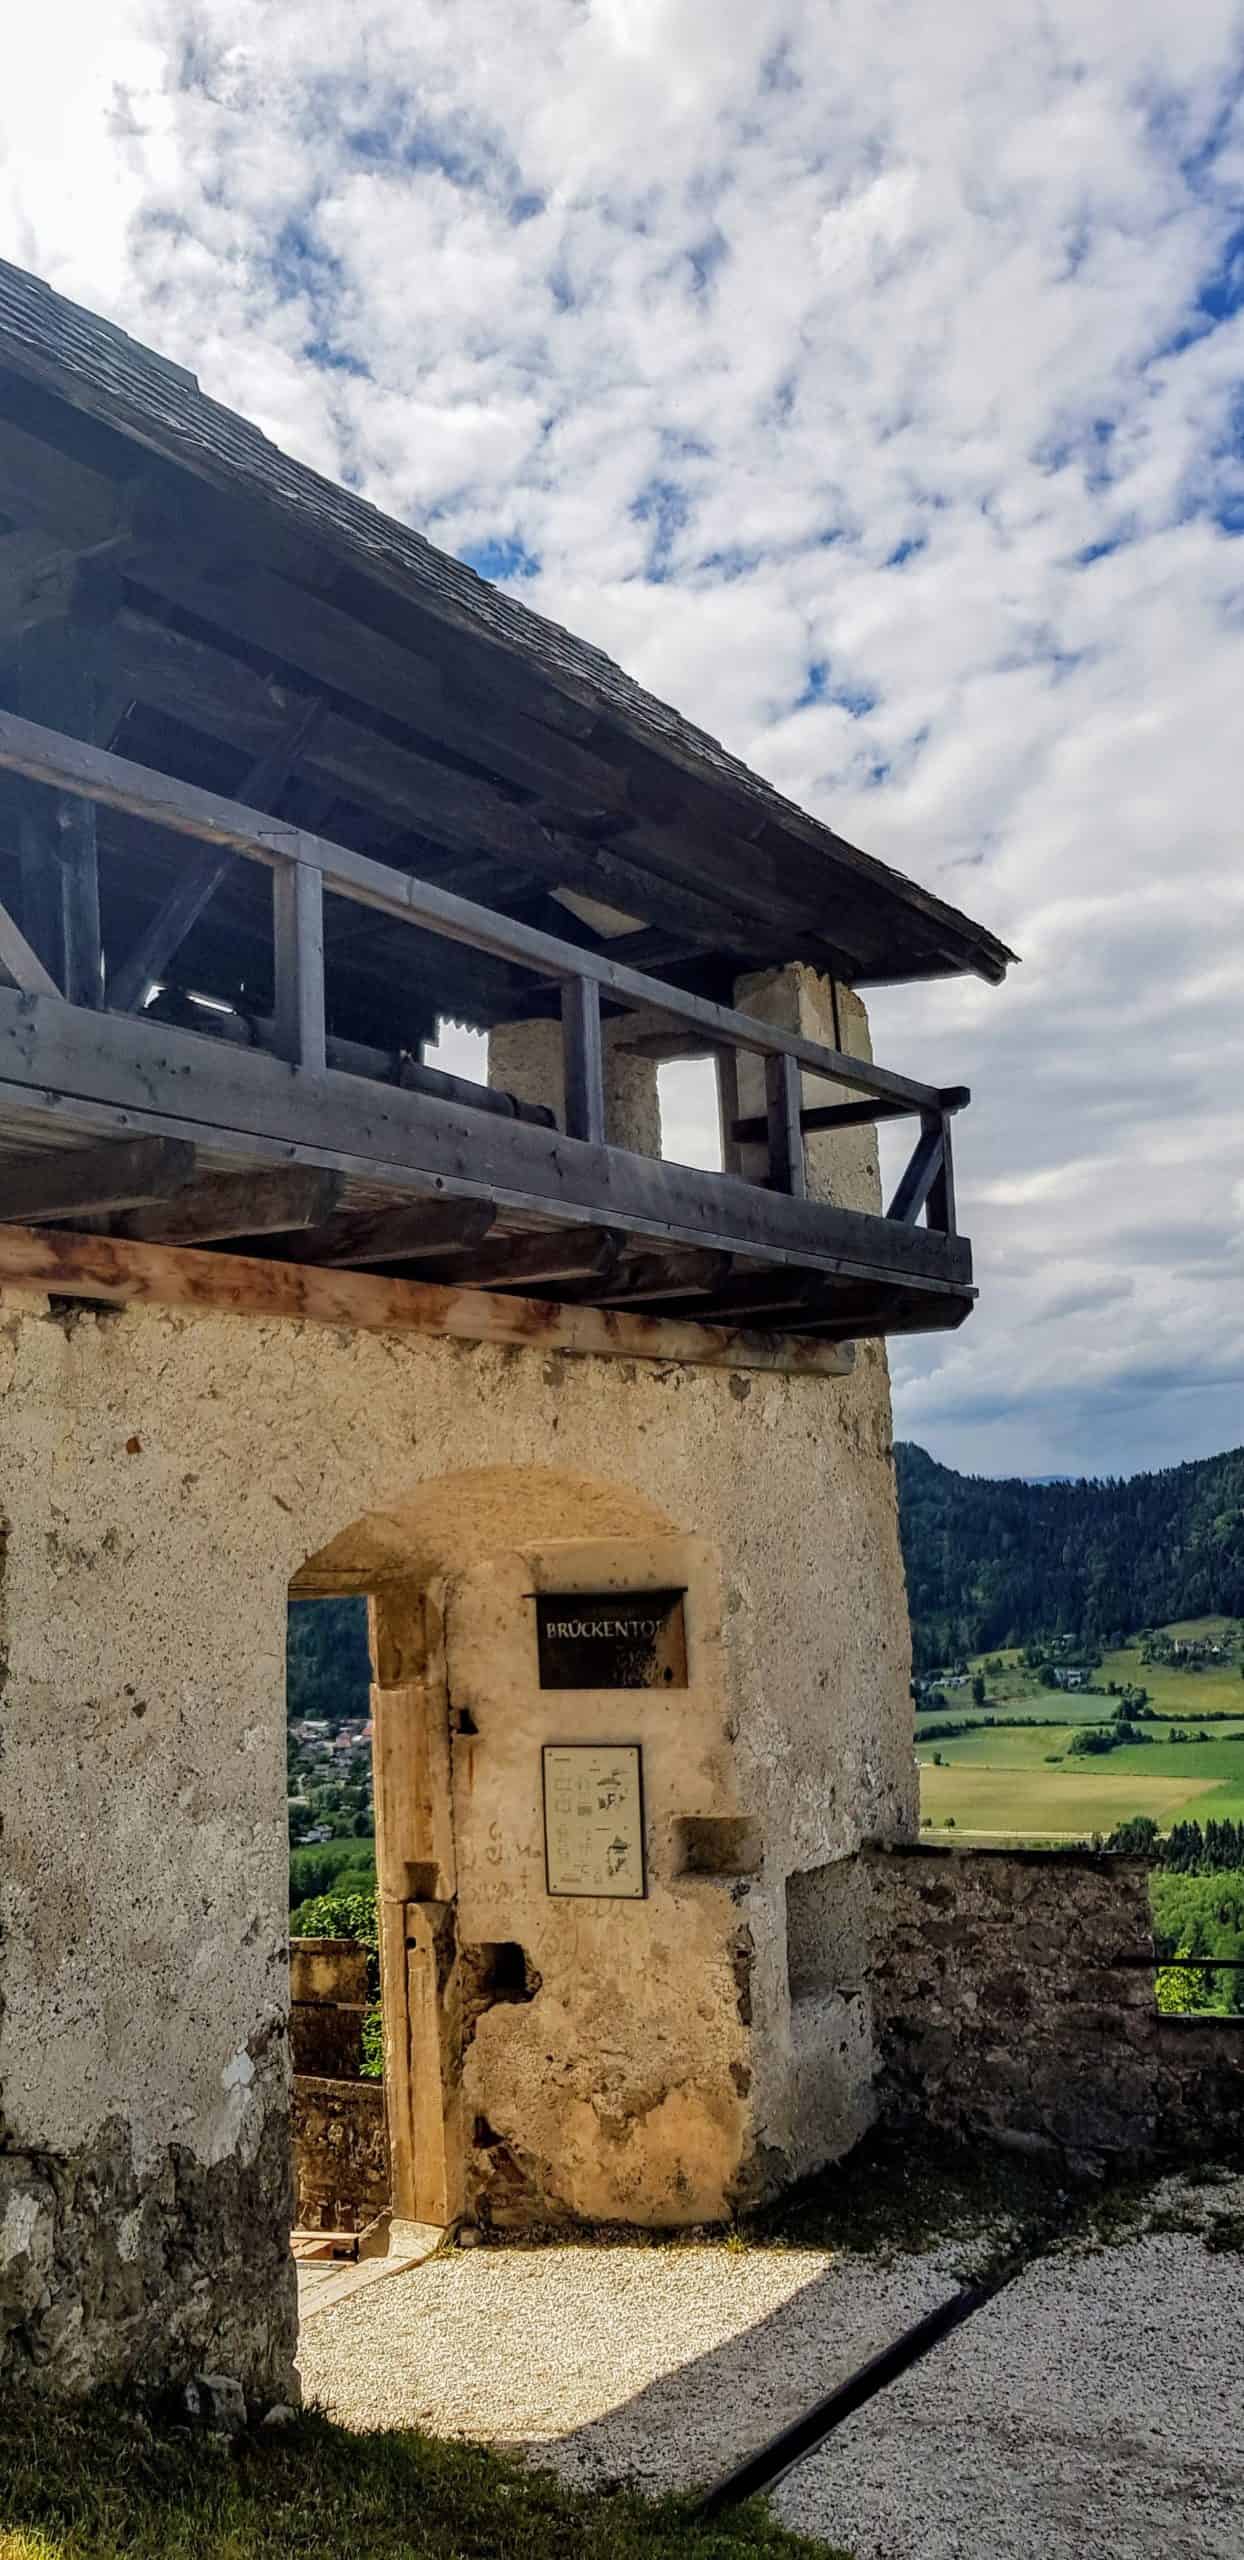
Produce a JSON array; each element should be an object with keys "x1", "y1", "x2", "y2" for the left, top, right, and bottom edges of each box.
[
  {"x1": 288, "y1": 1938, "x2": 388, "y2": 2230},
  {"x1": 292, "y1": 2077, "x2": 389, "y2": 2232},
  {"x1": 289, "y1": 1939, "x2": 369, "y2": 2081},
  {"x1": 864, "y1": 1843, "x2": 1244, "y2": 2164}
]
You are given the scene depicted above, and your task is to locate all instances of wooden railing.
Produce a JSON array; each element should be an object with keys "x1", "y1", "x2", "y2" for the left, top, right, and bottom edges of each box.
[{"x1": 0, "y1": 707, "x2": 966, "y2": 1237}]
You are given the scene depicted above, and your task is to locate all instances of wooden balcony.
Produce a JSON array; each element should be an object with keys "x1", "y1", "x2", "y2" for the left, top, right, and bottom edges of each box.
[{"x1": 0, "y1": 710, "x2": 974, "y2": 1359}]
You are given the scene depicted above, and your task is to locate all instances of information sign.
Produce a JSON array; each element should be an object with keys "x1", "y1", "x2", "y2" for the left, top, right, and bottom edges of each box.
[{"x1": 542, "y1": 1743, "x2": 646, "y2": 1898}]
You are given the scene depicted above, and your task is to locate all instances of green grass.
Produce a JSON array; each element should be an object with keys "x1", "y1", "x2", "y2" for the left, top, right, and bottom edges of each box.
[
  {"x1": 920, "y1": 1763, "x2": 1223, "y2": 1838},
  {"x1": 1097, "y1": 1644, "x2": 1244, "y2": 1720},
  {"x1": 1154, "y1": 1615, "x2": 1240, "y2": 1642},
  {"x1": 920, "y1": 1725, "x2": 1080, "y2": 1764},
  {"x1": 0, "y1": 2396, "x2": 841, "y2": 2560},
  {"x1": 1097, "y1": 1737, "x2": 1244, "y2": 1780},
  {"x1": 918, "y1": 1696, "x2": 1124, "y2": 1729}
]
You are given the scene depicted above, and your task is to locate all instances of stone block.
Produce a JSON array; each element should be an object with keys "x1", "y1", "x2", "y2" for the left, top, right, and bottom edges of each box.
[
  {"x1": 289, "y1": 1940, "x2": 370, "y2": 2005},
  {"x1": 184, "y1": 2372, "x2": 247, "y2": 2433}
]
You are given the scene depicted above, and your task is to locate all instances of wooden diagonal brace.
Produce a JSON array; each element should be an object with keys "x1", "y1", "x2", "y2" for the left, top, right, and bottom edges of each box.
[
  {"x1": 0, "y1": 891, "x2": 60, "y2": 998},
  {"x1": 109, "y1": 695, "x2": 326, "y2": 1014},
  {"x1": 886, "y1": 1118, "x2": 946, "y2": 1226}
]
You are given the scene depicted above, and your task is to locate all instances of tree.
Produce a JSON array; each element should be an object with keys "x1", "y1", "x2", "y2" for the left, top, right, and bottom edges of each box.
[
  {"x1": 971, "y1": 1673, "x2": 987, "y2": 1707},
  {"x1": 896, "y1": 1441, "x2": 1244, "y2": 1663},
  {"x1": 1106, "y1": 1816, "x2": 1160, "y2": 1857},
  {"x1": 1155, "y1": 1956, "x2": 1214, "y2": 2014}
]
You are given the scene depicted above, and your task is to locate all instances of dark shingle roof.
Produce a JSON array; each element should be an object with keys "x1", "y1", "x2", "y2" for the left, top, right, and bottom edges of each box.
[{"x1": 0, "y1": 257, "x2": 1015, "y2": 984}]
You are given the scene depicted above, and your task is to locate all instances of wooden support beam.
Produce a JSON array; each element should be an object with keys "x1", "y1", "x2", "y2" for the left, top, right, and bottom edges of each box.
[
  {"x1": 16, "y1": 788, "x2": 60, "y2": 980},
  {"x1": 108, "y1": 697, "x2": 326, "y2": 1014},
  {"x1": 271, "y1": 859, "x2": 326, "y2": 1071},
  {"x1": 55, "y1": 784, "x2": 103, "y2": 1009},
  {"x1": 420, "y1": 1229, "x2": 620, "y2": 1293},
  {"x1": 110, "y1": 846, "x2": 235, "y2": 1014},
  {"x1": 0, "y1": 533, "x2": 127, "y2": 639},
  {"x1": 0, "y1": 416, "x2": 128, "y2": 549},
  {"x1": 0, "y1": 1134, "x2": 195, "y2": 1223},
  {"x1": 294, "y1": 1199, "x2": 497, "y2": 1268},
  {"x1": 0, "y1": 890, "x2": 60, "y2": 997},
  {"x1": 715, "y1": 1050, "x2": 743, "y2": 1179},
  {"x1": 925, "y1": 1115, "x2": 956, "y2": 1238},
  {"x1": 643, "y1": 1271, "x2": 823, "y2": 1323},
  {"x1": 783, "y1": 1282, "x2": 974, "y2": 1342},
  {"x1": 886, "y1": 1116, "x2": 947, "y2": 1227},
  {"x1": 116, "y1": 1165, "x2": 342, "y2": 1245},
  {"x1": 0, "y1": 531, "x2": 74, "y2": 632},
  {"x1": 560, "y1": 976, "x2": 605, "y2": 1143},
  {"x1": 0, "y1": 1223, "x2": 856, "y2": 1375},
  {"x1": 104, "y1": 608, "x2": 834, "y2": 967},
  {"x1": 766, "y1": 1052, "x2": 806, "y2": 1199},
  {"x1": 13, "y1": 626, "x2": 106, "y2": 1006},
  {"x1": 0, "y1": 710, "x2": 951, "y2": 1116},
  {"x1": 0, "y1": 985, "x2": 974, "y2": 1290},
  {"x1": 600, "y1": 1247, "x2": 723, "y2": 1303},
  {"x1": 731, "y1": 1086, "x2": 970, "y2": 1146},
  {"x1": 123, "y1": 541, "x2": 626, "y2": 809}
]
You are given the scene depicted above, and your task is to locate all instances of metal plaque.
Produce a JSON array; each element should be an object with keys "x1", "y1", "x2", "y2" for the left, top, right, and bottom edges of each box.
[
  {"x1": 535, "y1": 1589, "x2": 687, "y2": 1690},
  {"x1": 542, "y1": 1743, "x2": 646, "y2": 1899}
]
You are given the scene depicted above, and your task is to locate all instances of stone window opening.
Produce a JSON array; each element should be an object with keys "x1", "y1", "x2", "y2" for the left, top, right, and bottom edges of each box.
[
  {"x1": 785, "y1": 1858, "x2": 867, "y2": 2007},
  {"x1": 675, "y1": 1816, "x2": 763, "y2": 1877}
]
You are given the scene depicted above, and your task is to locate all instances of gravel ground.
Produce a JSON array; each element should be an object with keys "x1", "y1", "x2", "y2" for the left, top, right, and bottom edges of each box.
[
  {"x1": 298, "y1": 2183, "x2": 1244, "y2": 2559},
  {"x1": 299, "y1": 2242, "x2": 954, "y2": 2485},
  {"x1": 774, "y1": 2230, "x2": 1244, "y2": 2560}
]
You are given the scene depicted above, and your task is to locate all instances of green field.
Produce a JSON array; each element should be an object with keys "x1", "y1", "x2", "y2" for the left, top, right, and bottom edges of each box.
[
  {"x1": 917, "y1": 1619, "x2": 1244, "y2": 1841},
  {"x1": 921, "y1": 1764, "x2": 1226, "y2": 1839}
]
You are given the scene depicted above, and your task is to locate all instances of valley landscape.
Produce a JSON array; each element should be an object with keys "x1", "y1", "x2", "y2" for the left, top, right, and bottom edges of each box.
[
  {"x1": 916, "y1": 1626, "x2": 1244, "y2": 1841},
  {"x1": 899, "y1": 1442, "x2": 1244, "y2": 2006}
]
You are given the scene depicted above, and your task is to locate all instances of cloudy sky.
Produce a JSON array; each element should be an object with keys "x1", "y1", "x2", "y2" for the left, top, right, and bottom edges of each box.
[{"x1": 3, "y1": 0, "x2": 1242, "y2": 1480}]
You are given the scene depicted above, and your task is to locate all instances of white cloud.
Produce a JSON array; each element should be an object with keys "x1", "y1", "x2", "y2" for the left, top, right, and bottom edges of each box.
[{"x1": 2, "y1": 0, "x2": 1242, "y2": 1476}]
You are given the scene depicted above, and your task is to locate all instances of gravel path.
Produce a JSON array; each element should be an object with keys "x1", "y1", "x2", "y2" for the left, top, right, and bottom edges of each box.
[
  {"x1": 774, "y1": 2231, "x2": 1244, "y2": 2560},
  {"x1": 298, "y1": 2196, "x2": 1244, "y2": 2558},
  {"x1": 299, "y1": 2242, "x2": 953, "y2": 2483}
]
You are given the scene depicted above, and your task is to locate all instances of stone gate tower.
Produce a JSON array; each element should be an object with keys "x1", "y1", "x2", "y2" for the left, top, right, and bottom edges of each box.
[{"x1": 0, "y1": 257, "x2": 1014, "y2": 2403}]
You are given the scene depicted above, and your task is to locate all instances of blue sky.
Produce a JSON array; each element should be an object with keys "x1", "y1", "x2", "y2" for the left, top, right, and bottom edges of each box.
[{"x1": 2, "y1": 0, "x2": 1242, "y2": 1479}]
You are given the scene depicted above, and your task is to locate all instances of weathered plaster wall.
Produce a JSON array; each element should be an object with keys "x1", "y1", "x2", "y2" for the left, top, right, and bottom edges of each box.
[
  {"x1": 730, "y1": 967, "x2": 909, "y2": 2169},
  {"x1": 866, "y1": 1843, "x2": 1244, "y2": 2162},
  {"x1": 0, "y1": 1157, "x2": 912, "y2": 2391},
  {"x1": 448, "y1": 1536, "x2": 752, "y2": 2227}
]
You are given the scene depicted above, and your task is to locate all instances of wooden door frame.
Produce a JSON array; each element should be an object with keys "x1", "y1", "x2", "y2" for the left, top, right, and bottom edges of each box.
[{"x1": 369, "y1": 1576, "x2": 463, "y2": 2228}]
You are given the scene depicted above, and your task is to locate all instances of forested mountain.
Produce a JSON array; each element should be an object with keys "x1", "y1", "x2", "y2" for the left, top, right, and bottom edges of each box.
[
  {"x1": 287, "y1": 1595, "x2": 371, "y2": 1725},
  {"x1": 896, "y1": 1442, "x2": 1244, "y2": 1669}
]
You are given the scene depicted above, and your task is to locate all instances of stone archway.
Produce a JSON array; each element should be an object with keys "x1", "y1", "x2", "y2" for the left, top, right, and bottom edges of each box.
[{"x1": 291, "y1": 1468, "x2": 696, "y2": 2233}]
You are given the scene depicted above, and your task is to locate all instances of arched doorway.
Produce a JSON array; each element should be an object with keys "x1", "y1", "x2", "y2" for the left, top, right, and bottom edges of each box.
[{"x1": 289, "y1": 1469, "x2": 750, "y2": 2239}]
